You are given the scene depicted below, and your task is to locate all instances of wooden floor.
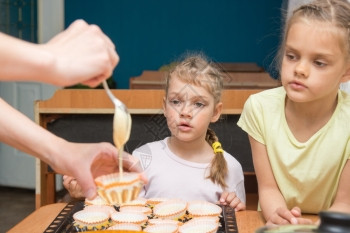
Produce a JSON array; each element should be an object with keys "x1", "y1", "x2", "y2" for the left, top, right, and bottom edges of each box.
[{"x1": 0, "y1": 186, "x2": 35, "y2": 232}]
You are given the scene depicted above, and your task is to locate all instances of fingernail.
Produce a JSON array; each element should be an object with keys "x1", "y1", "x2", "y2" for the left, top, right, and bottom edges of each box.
[
  {"x1": 291, "y1": 218, "x2": 298, "y2": 225},
  {"x1": 85, "y1": 188, "x2": 96, "y2": 200},
  {"x1": 220, "y1": 198, "x2": 225, "y2": 202}
]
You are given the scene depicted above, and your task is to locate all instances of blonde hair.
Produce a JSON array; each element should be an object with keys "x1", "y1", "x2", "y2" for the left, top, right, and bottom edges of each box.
[
  {"x1": 275, "y1": 0, "x2": 350, "y2": 75},
  {"x1": 165, "y1": 54, "x2": 228, "y2": 188}
]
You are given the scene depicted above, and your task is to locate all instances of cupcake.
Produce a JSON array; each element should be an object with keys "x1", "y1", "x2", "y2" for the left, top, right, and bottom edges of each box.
[
  {"x1": 178, "y1": 220, "x2": 219, "y2": 233},
  {"x1": 187, "y1": 201, "x2": 222, "y2": 217},
  {"x1": 95, "y1": 172, "x2": 143, "y2": 205},
  {"x1": 144, "y1": 223, "x2": 179, "y2": 233},
  {"x1": 110, "y1": 211, "x2": 148, "y2": 226},
  {"x1": 72, "y1": 209, "x2": 110, "y2": 231},
  {"x1": 106, "y1": 223, "x2": 142, "y2": 231},
  {"x1": 153, "y1": 200, "x2": 188, "y2": 220}
]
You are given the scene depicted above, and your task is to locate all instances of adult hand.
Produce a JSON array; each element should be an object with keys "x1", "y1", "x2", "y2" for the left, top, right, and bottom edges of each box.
[
  {"x1": 43, "y1": 19, "x2": 119, "y2": 87},
  {"x1": 51, "y1": 140, "x2": 147, "y2": 200},
  {"x1": 218, "y1": 191, "x2": 246, "y2": 211}
]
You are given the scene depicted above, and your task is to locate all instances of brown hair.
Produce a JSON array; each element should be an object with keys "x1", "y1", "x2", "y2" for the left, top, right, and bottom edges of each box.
[
  {"x1": 165, "y1": 54, "x2": 228, "y2": 188},
  {"x1": 275, "y1": 0, "x2": 350, "y2": 76}
]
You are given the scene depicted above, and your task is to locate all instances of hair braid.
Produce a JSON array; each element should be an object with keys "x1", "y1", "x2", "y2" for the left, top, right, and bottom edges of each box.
[{"x1": 205, "y1": 128, "x2": 228, "y2": 189}]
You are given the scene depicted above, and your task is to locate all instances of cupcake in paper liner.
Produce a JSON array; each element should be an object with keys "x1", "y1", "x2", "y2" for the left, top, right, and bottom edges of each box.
[
  {"x1": 95, "y1": 172, "x2": 143, "y2": 205},
  {"x1": 178, "y1": 220, "x2": 219, "y2": 233},
  {"x1": 144, "y1": 223, "x2": 179, "y2": 233},
  {"x1": 119, "y1": 205, "x2": 152, "y2": 216},
  {"x1": 106, "y1": 223, "x2": 142, "y2": 231},
  {"x1": 110, "y1": 211, "x2": 148, "y2": 226},
  {"x1": 187, "y1": 200, "x2": 222, "y2": 217},
  {"x1": 72, "y1": 209, "x2": 110, "y2": 231},
  {"x1": 153, "y1": 200, "x2": 188, "y2": 220},
  {"x1": 83, "y1": 204, "x2": 117, "y2": 217}
]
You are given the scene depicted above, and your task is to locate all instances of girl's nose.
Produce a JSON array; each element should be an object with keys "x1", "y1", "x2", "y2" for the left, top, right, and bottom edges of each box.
[
  {"x1": 294, "y1": 60, "x2": 309, "y2": 78},
  {"x1": 180, "y1": 103, "x2": 193, "y2": 118}
]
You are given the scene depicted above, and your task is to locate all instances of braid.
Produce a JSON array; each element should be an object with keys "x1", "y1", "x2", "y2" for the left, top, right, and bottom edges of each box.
[{"x1": 205, "y1": 128, "x2": 228, "y2": 189}]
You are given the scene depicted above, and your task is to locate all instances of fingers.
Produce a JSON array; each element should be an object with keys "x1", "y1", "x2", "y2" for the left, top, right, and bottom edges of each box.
[
  {"x1": 74, "y1": 170, "x2": 97, "y2": 200},
  {"x1": 291, "y1": 206, "x2": 301, "y2": 217},
  {"x1": 219, "y1": 191, "x2": 245, "y2": 211}
]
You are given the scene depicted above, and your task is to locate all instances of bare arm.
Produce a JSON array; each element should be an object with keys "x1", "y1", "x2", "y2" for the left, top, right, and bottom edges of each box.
[
  {"x1": 249, "y1": 136, "x2": 312, "y2": 225},
  {"x1": 329, "y1": 160, "x2": 350, "y2": 213},
  {"x1": 0, "y1": 98, "x2": 146, "y2": 199},
  {"x1": 0, "y1": 20, "x2": 119, "y2": 87}
]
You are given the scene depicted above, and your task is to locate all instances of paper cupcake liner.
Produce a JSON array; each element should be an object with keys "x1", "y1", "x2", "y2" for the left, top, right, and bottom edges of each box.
[
  {"x1": 95, "y1": 172, "x2": 143, "y2": 205},
  {"x1": 153, "y1": 200, "x2": 188, "y2": 220},
  {"x1": 122, "y1": 197, "x2": 147, "y2": 207},
  {"x1": 144, "y1": 223, "x2": 179, "y2": 233},
  {"x1": 72, "y1": 210, "x2": 110, "y2": 231},
  {"x1": 119, "y1": 205, "x2": 152, "y2": 215},
  {"x1": 83, "y1": 205, "x2": 117, "y2": 217},
  {"x1": 110, "y1": 211, "x2": 148, "y2": 225},
  {"x1": 179, "y1": 220, "x2": 219, "y2": 233},
  {"x1": 107, "y1": 223, "x2": 142, "y2": 231},
  {"x1": 147, "y1": 218, "x2": 181, "y2": 226},
  {"x1": 84, "y1": 196, "x2": 110, "y2": 206},
  {"x1": 187, "y1": 200, "x2": 222, "y2": 217}
]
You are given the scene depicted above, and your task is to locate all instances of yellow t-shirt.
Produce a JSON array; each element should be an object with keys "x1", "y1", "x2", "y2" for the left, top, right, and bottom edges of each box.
[{"x1": 237, "y1": 87, "x2": 350, "y2": 214}]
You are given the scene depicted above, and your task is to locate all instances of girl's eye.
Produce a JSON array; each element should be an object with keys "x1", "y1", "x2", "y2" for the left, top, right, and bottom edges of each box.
[
  {"x1": 169, "y1": 99, "x2": 181, "y2": 105},
  {"x1": 285, "y1": 53, "x2": 297, "y2": 61},
  {"x1": 194, "y1": 102, "x2": 205, "y2": 108},
  {"x1": 314, "y1": 60, "x2": 326, "y2": 67}
]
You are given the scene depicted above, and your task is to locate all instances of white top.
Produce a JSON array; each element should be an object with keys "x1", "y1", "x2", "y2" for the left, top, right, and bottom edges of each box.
[{"x1": 132, "y1": 137, "x2": 246, "y2": 204}]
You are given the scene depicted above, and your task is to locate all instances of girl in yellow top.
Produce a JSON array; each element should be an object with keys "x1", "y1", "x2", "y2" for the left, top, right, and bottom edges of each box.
[{"x1": 238, "y1": 0, "x2": 350, "y2": 226}]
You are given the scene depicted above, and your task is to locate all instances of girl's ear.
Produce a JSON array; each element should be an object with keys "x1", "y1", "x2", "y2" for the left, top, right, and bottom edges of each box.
[
  {"x1": 163, "y1": 96, "x2": 167, "y2": 117},
  {"x1": 341, "y1": 64, "x2": 350, "y2": 82},
  {"x1": 211, "y1": 102, "x2": 223, "y2": 123}
]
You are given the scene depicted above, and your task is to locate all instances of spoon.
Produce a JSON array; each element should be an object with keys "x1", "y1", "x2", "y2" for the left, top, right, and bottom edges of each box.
[{"x1": 102, "y1": 80, "x2": 132, "y2": 179}]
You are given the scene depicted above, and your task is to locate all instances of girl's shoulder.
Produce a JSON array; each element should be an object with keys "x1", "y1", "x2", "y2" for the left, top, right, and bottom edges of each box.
[
  {"x1": 243, "y1": 86, "x2": 285, "y2": 112},
  {"x1": 222, "y1": 151, "x2": 243, "y2": 170},
  {"x1": 132, "y1": 138, "x2": 167, "y2": 156}
]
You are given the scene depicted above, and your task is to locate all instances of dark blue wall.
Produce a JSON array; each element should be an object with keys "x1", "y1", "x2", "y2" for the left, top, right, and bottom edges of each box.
[{"x1": 65, "y1": 0, "x2": 283, "y2": 89}]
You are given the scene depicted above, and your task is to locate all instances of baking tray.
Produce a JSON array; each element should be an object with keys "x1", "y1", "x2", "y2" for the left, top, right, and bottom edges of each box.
[{"x1": 44, "y1": 201, "x2": 239, "y2": 233}]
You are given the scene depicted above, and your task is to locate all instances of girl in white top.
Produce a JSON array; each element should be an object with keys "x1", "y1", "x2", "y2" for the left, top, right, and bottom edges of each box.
[
  {"x1": 238, "y1": 0, "x2": 350, "y2": 226},
  {"x1": 133, "y1": 55, "x2": 246, "y2": 211}
]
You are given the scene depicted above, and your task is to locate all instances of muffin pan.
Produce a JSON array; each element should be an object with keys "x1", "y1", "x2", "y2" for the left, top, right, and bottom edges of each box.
[{"x1": 43, "y1": 200, "x2": 238, "y2": 233}]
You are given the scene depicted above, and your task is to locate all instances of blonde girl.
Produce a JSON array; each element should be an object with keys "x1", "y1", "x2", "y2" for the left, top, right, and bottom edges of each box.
[
  {"x1": 132, "y1": 54, "x2": 246, "y2": 210},
  {"x1": 238, "y1": 0, "x2": 350, "y2": 226}
]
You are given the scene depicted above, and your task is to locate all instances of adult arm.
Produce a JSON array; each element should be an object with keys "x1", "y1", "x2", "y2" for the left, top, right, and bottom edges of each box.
[
  {"x1": 0, "y1": 98, "x2": 144, "y2": 199},
  {"x1": 0, "y1": 19, "x2": 118, "y2": 87}
]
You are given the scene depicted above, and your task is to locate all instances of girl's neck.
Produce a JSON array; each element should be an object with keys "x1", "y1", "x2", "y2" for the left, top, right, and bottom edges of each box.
[
  {"x1": 167, "y1": 136, "x2": 213, "y2": 163},
  {"x1": 285, "y1": 93, "x2": 338, "y2": 119},
  {"x1": 285, "y1": 93, "x2": 338, "y2": 142}
]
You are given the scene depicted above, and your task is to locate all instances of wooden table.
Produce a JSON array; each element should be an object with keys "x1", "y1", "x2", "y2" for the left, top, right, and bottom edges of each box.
[{"x1": 8, "y1": 203, "x2": 319, "y2": 233}]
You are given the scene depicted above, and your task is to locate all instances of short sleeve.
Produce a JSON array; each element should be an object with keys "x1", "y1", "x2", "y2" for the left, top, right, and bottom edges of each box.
[{"x1": 237, "y1": 95, "x2": 266, "y2": 145}]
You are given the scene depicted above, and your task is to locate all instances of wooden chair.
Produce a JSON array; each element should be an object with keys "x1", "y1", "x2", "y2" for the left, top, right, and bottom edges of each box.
[{"x1": 34, "y1": 89, "x2": 263, "y2": 209}]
